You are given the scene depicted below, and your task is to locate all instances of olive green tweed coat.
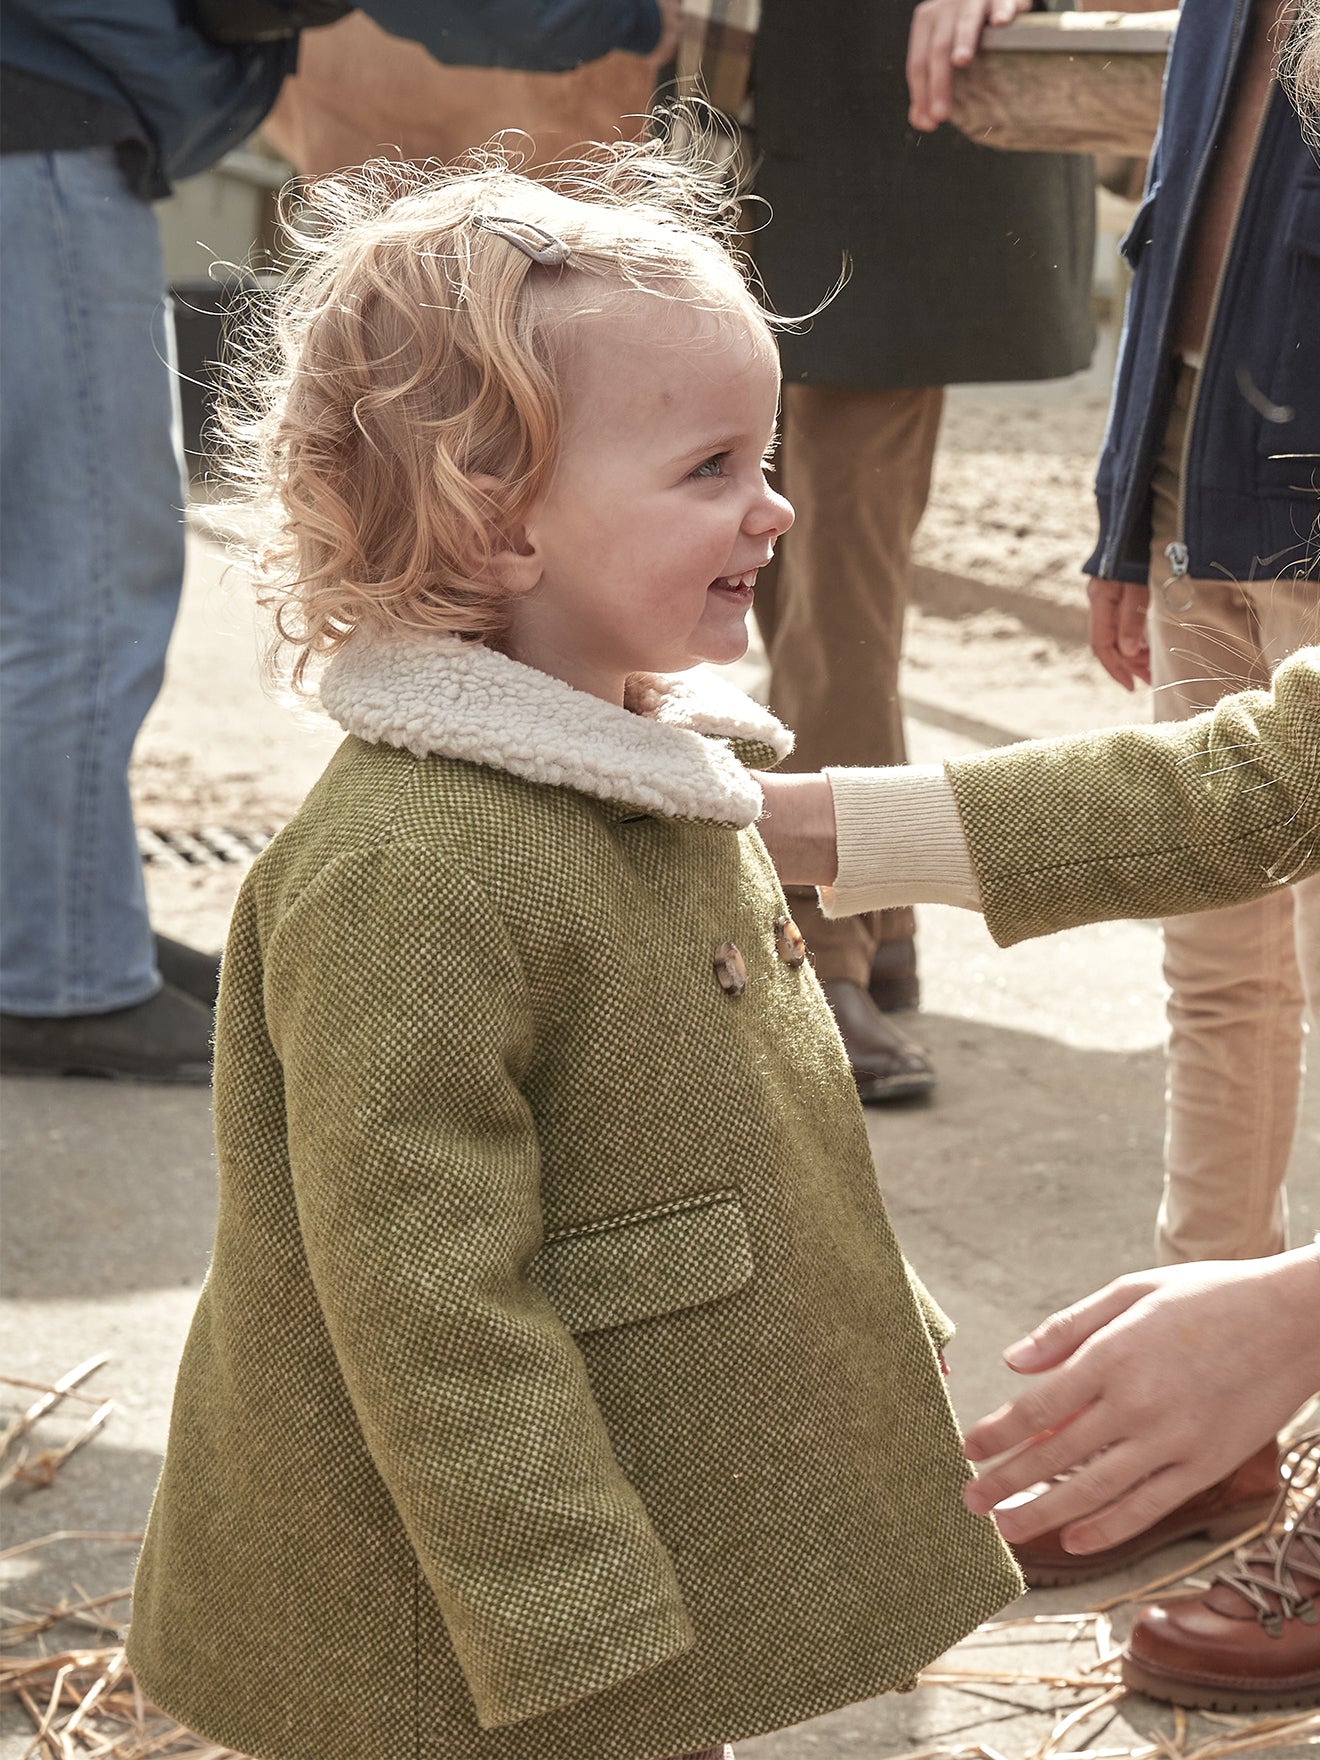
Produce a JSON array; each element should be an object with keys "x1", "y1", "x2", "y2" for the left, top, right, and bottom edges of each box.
[{"x1": 128, "y1": 639, "x2": 1021, "y2": 1760}]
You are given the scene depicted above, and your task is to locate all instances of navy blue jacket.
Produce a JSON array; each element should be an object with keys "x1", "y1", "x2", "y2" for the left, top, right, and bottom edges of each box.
[
  {"x1": 1086, "y1": 0, "x2": 1320, "y2": 585},
  {"x1": 1, "y1": 0, "x2": 661, "y2": 193}
]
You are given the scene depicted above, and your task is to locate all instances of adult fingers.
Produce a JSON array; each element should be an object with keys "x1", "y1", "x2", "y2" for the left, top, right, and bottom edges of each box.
[
  {"x1": 1116, "y1": 582, "x2": 1152, "y2": 686},
  {"x1": 910, "y1": 0, "x2": 1027, "y2": 124},
  {"x1": 1056, "y1": 1462, "x2": 1207, "y2": 1555},
  {"x1": 974, "y1": 1427, "x2": 1165, "y2": 1543},
  {"x1": 962, "y1": 1389, "x2": 1129, "y2": 1520},
  {"x1": 910, "y1": 0, "x2": 997, "y2": 127},
  {"x1": 952, "y1": 0, "x2": 1011, "y2": 64},
  {"x1": 906, "y1": 2, "x2": 934, "y2": 125},
  {"x1": 1088, "y1": 576, "x2": 1136, "y2": 689},
  {"x1": 962, "y1": 1355, "x2": 1106, "y2": 1477},
  {"x1": 908, "y1": 0, "x2": 960, "y2": 128},
  {"x1": 1000, "y1": 1276, "x2": 1152, "y2": 1375}
]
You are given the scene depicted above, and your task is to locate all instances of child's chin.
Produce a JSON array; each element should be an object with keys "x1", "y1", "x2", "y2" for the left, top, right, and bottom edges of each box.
[{"x1": 698, "y1": 626, "x2": 752, "y2": 667}]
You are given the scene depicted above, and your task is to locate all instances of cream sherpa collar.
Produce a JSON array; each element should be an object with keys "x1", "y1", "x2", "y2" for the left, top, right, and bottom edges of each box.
[{"x1": 319, "y1": 636, "x2": 792, "y2": 827}]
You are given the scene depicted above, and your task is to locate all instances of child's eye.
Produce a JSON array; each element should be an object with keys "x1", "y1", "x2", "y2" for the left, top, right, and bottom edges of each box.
[{"x1": 691, "y1": 454, "x2": 728, "y2": 479}]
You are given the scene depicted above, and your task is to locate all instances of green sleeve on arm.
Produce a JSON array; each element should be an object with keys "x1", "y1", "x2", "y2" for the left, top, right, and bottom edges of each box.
[
  {"x1": 947, "y1": 647, "x2": 1320, "y2": 948},
  {"x1": 264, "y1": 842, "x2": 692, "y2": 1729}
]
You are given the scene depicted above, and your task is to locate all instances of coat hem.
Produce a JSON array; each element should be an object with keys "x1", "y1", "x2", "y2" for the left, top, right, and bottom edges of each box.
[{"x1": 126, "y1": 1575, "x2": 1021, "y2": 1760}]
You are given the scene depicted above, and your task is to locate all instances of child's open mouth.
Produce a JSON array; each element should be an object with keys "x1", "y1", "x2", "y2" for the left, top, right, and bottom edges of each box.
[{"x1": 709, "y1": 572, "x2": 757, "y2": 603}]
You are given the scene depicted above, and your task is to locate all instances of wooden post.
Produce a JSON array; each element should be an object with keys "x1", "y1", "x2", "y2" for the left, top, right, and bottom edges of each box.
[{"x1": 950, "y1": 10, "x2": 1175, "y2": 156}]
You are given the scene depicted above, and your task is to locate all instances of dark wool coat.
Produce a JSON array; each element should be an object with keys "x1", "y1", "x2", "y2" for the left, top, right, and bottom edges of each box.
[
  {"x1": 127, "y1": 641, "x2": 1021, "y2": 1760},
  {"x1": 751, "y1": 0, "x2": 1098, "y2": 389}
]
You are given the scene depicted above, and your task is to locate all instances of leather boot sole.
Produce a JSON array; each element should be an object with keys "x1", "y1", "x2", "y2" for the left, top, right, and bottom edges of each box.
[
  {"x1": 1120, "y1": 1651, "x2": 1320, "y2": 1713},
  {"x1": 1018, "y1": 1496, "x2": 1277, "y2": 1587}
]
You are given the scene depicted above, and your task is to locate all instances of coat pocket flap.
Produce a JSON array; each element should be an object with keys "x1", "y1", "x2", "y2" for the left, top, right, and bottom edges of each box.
[{"x1": 531, "y1": 1190, "x2": 752, "y2": 1335}]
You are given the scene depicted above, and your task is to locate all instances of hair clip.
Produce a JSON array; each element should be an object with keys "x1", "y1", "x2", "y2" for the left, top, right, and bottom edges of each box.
[{"x1": 470, "y1": 214, "x2": 571, "y2": 267}]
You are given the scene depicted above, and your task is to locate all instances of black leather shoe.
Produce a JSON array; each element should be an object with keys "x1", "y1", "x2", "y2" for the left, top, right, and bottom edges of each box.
[
  {"x1": 154, "y1": 933, "x2": 222, "y2": 1007},
  {"x1": 819, "y1": 977, "x2": 936, "y2": 1103},
  {"x1": 869, "y1": 936, "x2": 920, "y2": 1013},
  {"x1": 0, "y1": 982, "x2": 213, "y2": 1084}
]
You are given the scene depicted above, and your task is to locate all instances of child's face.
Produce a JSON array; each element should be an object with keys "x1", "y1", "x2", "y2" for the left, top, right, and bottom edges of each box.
[{"x1": 503, "y1": 293, "x2": 793, "y2": 705}]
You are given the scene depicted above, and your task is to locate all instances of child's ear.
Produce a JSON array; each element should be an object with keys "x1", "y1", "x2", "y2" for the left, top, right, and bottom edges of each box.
[{"x1": 468, "y1": 472, "x2": 541, "y2": 596}]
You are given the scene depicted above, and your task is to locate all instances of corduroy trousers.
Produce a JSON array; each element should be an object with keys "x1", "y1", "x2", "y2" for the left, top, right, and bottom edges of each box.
[{"x1": 1148, "y1": 361, "x2": 1320, "y2": 1263}]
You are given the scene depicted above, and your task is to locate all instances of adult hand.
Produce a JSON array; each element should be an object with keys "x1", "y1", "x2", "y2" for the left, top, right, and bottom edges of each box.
[
  {"x1": 1088, "y1": 576, "x2": 1152, "y2": 690},
  {"x1": 962, "y1": 1247, "x2": 1320, "y2": 1555},
  {"x1": 907, "y1": 0, "x2": 1031, "y2": 131}
]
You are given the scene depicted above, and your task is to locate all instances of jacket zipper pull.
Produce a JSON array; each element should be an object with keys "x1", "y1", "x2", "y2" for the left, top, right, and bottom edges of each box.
[{"x1": 1160, "y1": 540, "x2": 1194, "y2": 612}]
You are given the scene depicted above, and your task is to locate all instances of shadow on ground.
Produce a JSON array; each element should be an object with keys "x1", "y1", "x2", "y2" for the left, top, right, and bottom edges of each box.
[{"x1": 2, "y1": 1076, "x2": 216, "y2": 1299}]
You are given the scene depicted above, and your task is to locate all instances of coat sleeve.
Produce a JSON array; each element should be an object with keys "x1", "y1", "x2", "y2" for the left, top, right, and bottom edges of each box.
[
  {"x1": 946, "y1": 646, "x2": 1320, "y2": 947},
  {"x1": 263, "y1": 840, "x2": 692, "y2": 1729}
]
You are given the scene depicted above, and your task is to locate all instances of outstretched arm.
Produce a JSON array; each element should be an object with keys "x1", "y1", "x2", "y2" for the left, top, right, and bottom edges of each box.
[
  {"x1": 960, "y1": 1247, "x2": 1320, "y2": 1554},
  {"x1": 755, "y1": 646, "x2": 1320, "y2": 936}
]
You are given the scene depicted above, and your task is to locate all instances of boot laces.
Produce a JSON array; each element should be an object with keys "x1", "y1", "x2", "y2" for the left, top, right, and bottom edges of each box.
[{"x1": 1214, "y1": 1433, "x2": 1320, "y2": 1637}]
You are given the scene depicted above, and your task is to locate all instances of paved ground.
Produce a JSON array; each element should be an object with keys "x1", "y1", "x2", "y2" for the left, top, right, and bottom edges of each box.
[{"x1": 4, "y1": 481, "x2": 1319, "y2": 1756}]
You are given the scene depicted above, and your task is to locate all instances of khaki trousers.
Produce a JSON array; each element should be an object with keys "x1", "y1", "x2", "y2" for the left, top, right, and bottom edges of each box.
[
  {"x1": 756, "y1": 382, "x2": 946, "y2": 985},
  {"x1": 1149, "y1": 362, "x2": 1320, "y2": 1263}
]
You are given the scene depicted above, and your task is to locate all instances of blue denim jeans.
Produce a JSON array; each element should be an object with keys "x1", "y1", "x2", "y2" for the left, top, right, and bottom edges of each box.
[{"x1": 1, "y1": 148, "x2": 185, "y2": 1014}]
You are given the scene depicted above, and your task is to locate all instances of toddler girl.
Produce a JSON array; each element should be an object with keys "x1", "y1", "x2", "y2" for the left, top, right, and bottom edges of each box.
[{"x1": 127, "y1": 140, "x2": 1020, "y2": 1760}]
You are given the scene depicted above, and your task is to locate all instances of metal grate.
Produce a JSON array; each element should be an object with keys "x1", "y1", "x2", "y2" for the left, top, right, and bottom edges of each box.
[{"x1": 138, "y1": 826, "x2": 276, "y2": 870}]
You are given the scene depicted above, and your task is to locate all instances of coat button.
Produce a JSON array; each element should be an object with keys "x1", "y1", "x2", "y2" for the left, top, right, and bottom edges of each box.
[
  {"x1": 713, "y1": 942, "x2": 747, "y2": 996},
  {"x1": 774, "y1": 915, "x2": 806, "y2": 967}
]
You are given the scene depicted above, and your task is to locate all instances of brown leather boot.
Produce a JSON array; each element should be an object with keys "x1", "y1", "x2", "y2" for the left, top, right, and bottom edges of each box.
[
  {"x1": 1008, "y1": 1439, "x2": 1281, "y2": 1587},
  {"x1": 1122, "y1": 1437, "x2": 1320, "y2": 1712},
  {"x1": 818, "y1": 977, "x2": 935, "y2": 1103}
]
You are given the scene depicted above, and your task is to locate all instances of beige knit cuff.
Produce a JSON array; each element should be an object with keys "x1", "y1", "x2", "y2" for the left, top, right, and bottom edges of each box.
[{"x1": 818, "y1": 765, "x2": 982, "y2": 917}]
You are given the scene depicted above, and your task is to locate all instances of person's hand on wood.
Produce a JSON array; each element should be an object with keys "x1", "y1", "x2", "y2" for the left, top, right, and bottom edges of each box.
[
  {"x1": 907, "y1": 0, "x2": 1032, "y2": 131},
  {"x1": 1088, "y1": 575, "x2": 1152, "y2": 690},
  {"x1": 960, "y1": 1247, "x2": 1320, "y2": 1555}
]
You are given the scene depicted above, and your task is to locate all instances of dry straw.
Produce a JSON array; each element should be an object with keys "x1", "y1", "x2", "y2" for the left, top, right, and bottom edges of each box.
[{"x1": 3, "y1": 1360, "x2": 1319, "y2": 1759}]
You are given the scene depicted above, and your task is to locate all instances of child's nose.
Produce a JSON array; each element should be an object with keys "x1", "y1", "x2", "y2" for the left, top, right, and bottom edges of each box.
[{"x1": 750, "y1": 480, "x2": 794, "y2": 540}]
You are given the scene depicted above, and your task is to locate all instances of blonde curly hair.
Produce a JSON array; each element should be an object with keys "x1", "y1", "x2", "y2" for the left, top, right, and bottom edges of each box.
[{"x1": 221, "y1": 132, "x2": 781, "y2": 689}]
